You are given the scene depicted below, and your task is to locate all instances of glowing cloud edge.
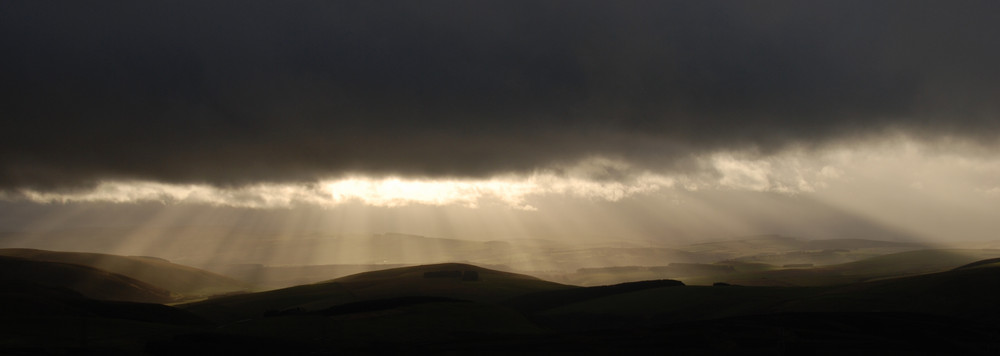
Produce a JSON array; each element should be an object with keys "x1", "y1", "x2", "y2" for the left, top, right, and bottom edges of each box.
[{"x1": 6, "y1": 138, "x2": 999, "y2": 210}]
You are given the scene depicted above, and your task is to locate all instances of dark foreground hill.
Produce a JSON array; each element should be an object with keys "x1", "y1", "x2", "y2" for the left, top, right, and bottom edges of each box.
[
  {"x1": 0, "y1": 248, "x2": 249, "y2": 298},
  {"x1": 0, "y1": 255, "x2": 176, "y2": 303},
  {"x1": 531, "y1": 261, "x2": 1000, "y2": 327},
  {"x1": 5, "y1": 260, "x2": 1000, "y2": 354},
  {"x1": 0, "y1": 279, "x2": 207, "y2": 353},
  {"x1": 0, "y1": 280, "x2": 206, "y2": 324}
]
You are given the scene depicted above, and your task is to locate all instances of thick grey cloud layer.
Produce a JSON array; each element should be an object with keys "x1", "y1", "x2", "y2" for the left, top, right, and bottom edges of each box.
[{"x1": 2, "y1": 1, "x2": 998, "y2": 189}]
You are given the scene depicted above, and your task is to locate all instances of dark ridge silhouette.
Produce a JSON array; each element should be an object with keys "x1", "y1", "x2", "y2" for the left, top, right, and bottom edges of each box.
[
  {"x1": 181, "y1": 263, "x2": 570, "y2": 324},
  {"x1": 9, "y1": 259, "x2": 1000, "y2": 354},
  {"x1": 0, "y1": 256, "x2": 175, "y2": 303},
  {"x1": 787, "y1": 263, "x2": 1000, "y2": 323},
  {"x1": 537, "y1": 263, "x2": 1000, "y2": 331},
  {"x1": 503, "y1": 279, "x2": 684, "y2": 313},
  {"x1": 0, "y1": 248, "x2": 249, "y2": 297},
  {"x1": 0, "y1": 280, "x2": 207, "y2": 325},
  {"x1": 324, "y1": 263, "x2": 570, "y2": 302},
  {"x1": 332, "y1": 262, "x2": 544, "y2": 283},
  {"x1": 694, "y1": 249, "x2": 1000, "y2": 287},
  {"x1": 953, "y1": 257, "x2": 1000, "y2": 270},
  {"x1": 133, "y1": 255, "x2": 171, "y2": 263}
]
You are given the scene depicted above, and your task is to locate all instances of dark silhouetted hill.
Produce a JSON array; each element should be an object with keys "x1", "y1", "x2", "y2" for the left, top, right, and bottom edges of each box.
[
  {"x1": 7, "y1": 259, "x2": 1000, "y2": 354},
  {"x1": 0, "y1": 256, "x2": 175, "y2": 303},
  {"x1": 182, "y1": 263, "x2": 571, "y2": 323},
  {"x1": 328, "y1": 263, "x2": 572, "y2": 301},
  {"x1": 953, "y1": 257, "x2": 1000, "y2": 270},
  {"x1": 0, "y1": 248, "x2": 249, "y2": 298},
  {"x1": 0, "y1": 280, "x2": 206, "y2": 325}
]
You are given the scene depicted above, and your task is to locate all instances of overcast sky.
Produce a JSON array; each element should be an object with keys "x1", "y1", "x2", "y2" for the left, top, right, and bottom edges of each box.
[
  {"x1": 3, "y1": 1, "x2": 998, "y2": 188},
  {"x1": 1, "y1": 1, "x2": 998, "y2": 248}
]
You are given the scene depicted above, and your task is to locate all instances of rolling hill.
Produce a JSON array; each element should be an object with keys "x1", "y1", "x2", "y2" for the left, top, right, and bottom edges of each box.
[
  {"x1": 6, "y1": 256, "x2": 1000, "y2": 354},
  {"x1": 0, "y1": 255, "x2": 176, "y2": 303},
  {"x1": 530, "y1": 260, "x2": 1000, "y2": 325},
  {"x1": 181, "y1": 263, "x2": 573, "y2": 324},
  {"x1": 0, "y1": 248, "x2": 249, "y2": 298},
  {"x1": 682, "y1": 249, "x2": 1000, "y2": 286},
  {"x1": 0, "y1": 278, "x2": 210, "y2": 354},
  {"x1": 0, "y1": 280, "x2": 206, "y2": 324},
  {"x1": 328, "y1": 262, "x2": 574, "y2": 301}
]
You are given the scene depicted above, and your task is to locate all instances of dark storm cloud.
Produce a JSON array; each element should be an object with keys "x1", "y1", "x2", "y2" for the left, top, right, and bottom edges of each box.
[{"x1": 2, "y1": 1, "x2": 998, "y2": 189}]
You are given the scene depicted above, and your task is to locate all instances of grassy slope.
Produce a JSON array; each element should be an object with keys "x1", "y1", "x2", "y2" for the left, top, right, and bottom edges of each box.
[{"x1": 0, "y1": 248, "x2": 249, "y2": 298}]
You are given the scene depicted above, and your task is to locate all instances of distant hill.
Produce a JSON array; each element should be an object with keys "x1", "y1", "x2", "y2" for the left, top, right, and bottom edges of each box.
[
  {"x1": 684, "y1": 249, "x2": 1000, "y2": 286},
  {"x1": 8, "y1": 232, "x2": 939, "y2": 288},
  {"x1": 0, "y1": 248, "x2": 249, "y2": 298},
  {"x1": 0, "y1": 256, "x2": 175, "y2": 303},
  {"x1": 530, "y1": 237, "x2": 937, "y2": 286},
  {"x1": 682, "y1": 235, "x2": 925, "y2": 261}
]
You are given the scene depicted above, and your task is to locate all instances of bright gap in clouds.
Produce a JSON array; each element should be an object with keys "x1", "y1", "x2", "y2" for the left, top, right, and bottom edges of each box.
[
  {"x1": 6, "y1": 137, "x2": 1000, "y2": 219},
  {"x1": 12, "y1": 170, "x2": 671, "y2": 211},
  {"x1": 3, "y1": 136, "x2": 1000, "y2": 267}
]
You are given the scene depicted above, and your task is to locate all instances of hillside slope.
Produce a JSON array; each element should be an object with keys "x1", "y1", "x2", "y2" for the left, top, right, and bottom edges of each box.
[
  {"x1": 0, "y1": 248, "x2": 249, "y2": 297},
  {"x1": 183, "y1": 263, "x2": 572, "y2": 323},
  {"x1": 0, "y1": 256, "x2": 176, "y2": 303},
  {"x1": 684, "y1": 249, "x2": 1000, "y2": 286},
  {"x1": 536, "y1": 260, "x2": 1000, "y2": 328}
]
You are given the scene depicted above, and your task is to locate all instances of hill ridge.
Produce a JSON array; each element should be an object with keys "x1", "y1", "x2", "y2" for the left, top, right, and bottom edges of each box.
[
  {"x1": 0, "y1": 248, "x2": 249, "y2": 297},
  {"x1": 0, "y1": 255, "x2": 176, "y2": 303}
]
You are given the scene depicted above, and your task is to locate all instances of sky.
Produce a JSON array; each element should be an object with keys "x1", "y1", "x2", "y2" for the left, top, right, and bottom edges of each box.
[{"x1": 1, "y1": 1, "x2": 999, "y2": 258}]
